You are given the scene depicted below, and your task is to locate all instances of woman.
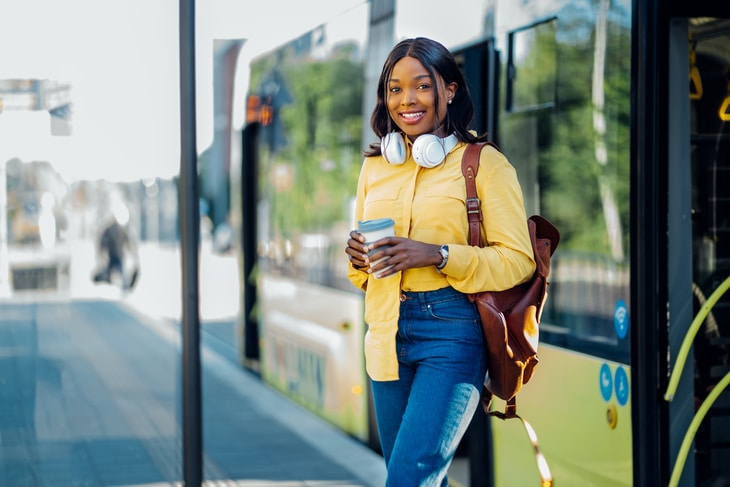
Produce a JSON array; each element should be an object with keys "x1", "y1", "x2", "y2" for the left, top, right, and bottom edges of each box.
[{"x1": 345, "y1": 37, "x2": 535, "y2": 486}]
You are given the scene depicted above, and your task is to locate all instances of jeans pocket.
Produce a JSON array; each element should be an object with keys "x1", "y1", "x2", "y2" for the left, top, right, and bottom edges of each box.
[{"x1": 427, "y1": 299, "x2": 479, "y2": 324}]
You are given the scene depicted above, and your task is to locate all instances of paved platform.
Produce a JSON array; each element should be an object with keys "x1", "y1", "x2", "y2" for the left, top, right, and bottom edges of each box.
[
  {"x1": 0, "y1": 241, "x2": 477, "y2": 486},
  {"x1": 0, "y1": 298, "x2": 387, "y2": 487}
]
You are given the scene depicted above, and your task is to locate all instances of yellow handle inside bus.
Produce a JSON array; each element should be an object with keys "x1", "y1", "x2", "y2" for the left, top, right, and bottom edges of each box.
[{"x1": 664, "y1": 275, "x2": 730, "y2": 402}]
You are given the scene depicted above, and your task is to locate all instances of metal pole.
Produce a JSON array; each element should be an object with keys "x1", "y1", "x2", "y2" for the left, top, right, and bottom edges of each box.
[{"x1": 179, "y1": 0, "x2": 202, "y2": 484}]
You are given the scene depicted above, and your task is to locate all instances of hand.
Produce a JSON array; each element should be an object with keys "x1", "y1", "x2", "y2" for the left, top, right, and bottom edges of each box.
[
  {"x1": 364, "y1": 236, "x2": 442, "y2": 279},
  {"x1": 345, "y1": 230, "x2": 370, "y2": 269}
]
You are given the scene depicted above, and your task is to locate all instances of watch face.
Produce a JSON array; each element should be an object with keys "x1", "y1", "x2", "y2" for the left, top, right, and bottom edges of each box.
[{"x1": 437, "y1": 245, "x2": 449, "y2": 269}]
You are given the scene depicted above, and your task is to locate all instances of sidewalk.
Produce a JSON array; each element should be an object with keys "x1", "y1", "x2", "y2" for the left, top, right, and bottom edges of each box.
[
  {"x1": 0, "y1": 239, "x2": 389, "y2": 486},
  {"x1": 121, "y1": 242, "x2": 389, "y2": 485},
  {"x1": 125, "y1": 242, "x2": 388, "y2": 485},
  {"x1": 128, "y1": 301, "x2": 388, "y2": 487}
]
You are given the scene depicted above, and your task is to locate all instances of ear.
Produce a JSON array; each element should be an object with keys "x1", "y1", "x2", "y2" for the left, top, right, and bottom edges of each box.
[{"x1": 446, "y1": 82, "x2": 457, "y2": 102}]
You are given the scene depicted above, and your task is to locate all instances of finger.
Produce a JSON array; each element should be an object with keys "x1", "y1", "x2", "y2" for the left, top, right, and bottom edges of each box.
[
  {"x1": 372, "y1": 262, "x2": 395, "y2": 279},
  {"x1": 345, "y1": 241, "x2": 361, "y2": 255},
  {"x1": 370, "y1": 236, "x2": 397, "y2": 250},
  {"x1": 349, "y1": 240, "x2": 368, "y2": 255}
]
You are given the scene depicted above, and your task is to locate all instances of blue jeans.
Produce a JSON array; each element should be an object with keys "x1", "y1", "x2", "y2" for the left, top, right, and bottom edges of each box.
[{"x1": 371, "y1": 286, "x2": 486, "y2": 487}]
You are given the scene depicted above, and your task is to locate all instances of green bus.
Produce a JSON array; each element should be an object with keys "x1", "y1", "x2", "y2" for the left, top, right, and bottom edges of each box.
[{"x1": 231, "y1": 1, "x2": 730, "y2": 485}]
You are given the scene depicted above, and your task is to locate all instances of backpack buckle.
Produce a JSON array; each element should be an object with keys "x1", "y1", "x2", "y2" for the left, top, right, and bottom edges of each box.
[{"x1": 466, "y1": 197, "x2": 481, "y2": 215}]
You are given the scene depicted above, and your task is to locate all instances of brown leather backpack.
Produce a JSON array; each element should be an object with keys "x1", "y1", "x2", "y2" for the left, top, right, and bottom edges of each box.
[{"x1": 461, "y1": 142, "x2": 560, "y2": 418}]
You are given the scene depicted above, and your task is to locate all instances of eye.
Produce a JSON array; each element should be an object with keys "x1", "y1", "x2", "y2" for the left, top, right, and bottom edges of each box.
[
  {"x1": 389, "y1": 86, "x2": 401, "y2": 94},
  {"x1": 417, "y1": 83, "x2": 431, "y2": 91}
]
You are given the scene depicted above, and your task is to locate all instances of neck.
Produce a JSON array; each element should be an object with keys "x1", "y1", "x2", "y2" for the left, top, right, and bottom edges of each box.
[{"x1": 406, "y1": 121, "x2": 449, "y2": 142}]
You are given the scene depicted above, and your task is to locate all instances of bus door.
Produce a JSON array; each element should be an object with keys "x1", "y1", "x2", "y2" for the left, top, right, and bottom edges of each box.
[
  {"x1": 635, "y1": 3, "x2": 730, "y2": 485},
  {"x1": 663, "y1": 13, "x2": 730, "y2": 487}
]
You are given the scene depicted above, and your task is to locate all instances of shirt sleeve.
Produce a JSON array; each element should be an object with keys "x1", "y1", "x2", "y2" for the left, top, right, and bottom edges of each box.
[
  {"x1": 347, "y1": 159, "x2": 369, "y2": 292},
  {"x1": 442, "y1": 146, "x2": 536, "y2": 293}
]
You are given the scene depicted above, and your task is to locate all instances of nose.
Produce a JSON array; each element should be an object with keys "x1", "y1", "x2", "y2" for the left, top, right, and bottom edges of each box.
[{"x1": 401, "y1": 89, "x2": 416, "y2": 106}]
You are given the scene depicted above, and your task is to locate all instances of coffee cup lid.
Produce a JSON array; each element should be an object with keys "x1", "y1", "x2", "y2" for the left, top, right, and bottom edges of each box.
[{"x1": 358, "y1": 218, "x2": 395, "y2": 232}]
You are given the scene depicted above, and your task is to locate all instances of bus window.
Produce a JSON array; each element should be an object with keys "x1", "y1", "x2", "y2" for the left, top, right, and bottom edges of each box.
[
  {"x1": 501, "y1": 3, "x2": 632, "y2": 364},
  {"x1": 506, "y1": 18, "x2": 557, "y2": 113}
]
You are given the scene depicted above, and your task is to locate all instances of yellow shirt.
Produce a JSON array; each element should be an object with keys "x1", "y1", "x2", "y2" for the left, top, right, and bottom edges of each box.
[{"x1": 347, "y1": 140, "x2": 536, "y2": 381}]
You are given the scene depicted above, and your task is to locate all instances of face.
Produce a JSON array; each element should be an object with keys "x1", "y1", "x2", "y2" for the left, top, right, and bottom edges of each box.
[{"x1": 387, "y1": 56, "x2": 456, "y2": 140}]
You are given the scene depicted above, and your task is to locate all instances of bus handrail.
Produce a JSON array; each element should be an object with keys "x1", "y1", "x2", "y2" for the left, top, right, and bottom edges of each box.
[
  {"x1": 664, "y1": 274, "x2": 730, "y2": 402},
  {"x1": 667, "y1": 371, "x2": 730, "y2": 487}
]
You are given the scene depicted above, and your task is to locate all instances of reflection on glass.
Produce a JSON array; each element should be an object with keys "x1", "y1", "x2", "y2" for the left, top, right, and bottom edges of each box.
[
  {"x1": 0, "y1": 7, "x2": 186, "y2": 485},
  {"x1": 249, "y1": 21, "x2": 367, "y2": 292},
  {"x1": 508, "y1": 20, "x2": 557, "y2": 112},
  {"x1": 502, "y1": 1, "x2": 632, "y2": 363}
]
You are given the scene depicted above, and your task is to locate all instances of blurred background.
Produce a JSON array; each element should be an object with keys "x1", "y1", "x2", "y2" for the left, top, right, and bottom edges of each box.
[{"x1": 0, "y1": 0, "x2": 368, "y2": 301}]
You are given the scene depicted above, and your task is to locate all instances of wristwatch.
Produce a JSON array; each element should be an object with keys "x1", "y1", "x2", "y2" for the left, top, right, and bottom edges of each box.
[{"x1": 436, "y1": 244, "x2": 449, "y2": 270}]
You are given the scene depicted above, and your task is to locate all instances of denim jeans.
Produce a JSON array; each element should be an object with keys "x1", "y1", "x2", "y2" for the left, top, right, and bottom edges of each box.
[{"x1": 371, "y1": 286, "x2": 486, "y2": 487}]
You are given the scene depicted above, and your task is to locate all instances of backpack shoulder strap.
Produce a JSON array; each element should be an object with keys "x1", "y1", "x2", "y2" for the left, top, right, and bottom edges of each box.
[
  {"x1": 461, "y1": 143, "x2": 485, "y2": 247},
  {"x1": 461, "y1": 141, "x2": 502, "y2": 247}
]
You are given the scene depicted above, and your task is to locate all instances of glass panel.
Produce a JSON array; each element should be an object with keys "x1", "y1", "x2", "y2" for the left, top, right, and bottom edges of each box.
[
  {"x1": 0, "y1": 4, "x2": 183, "y2": 485},
  {"x1": 508, "y1": 20, "x2": 557, "y2": 112},
  {"x1": 248, "y1": 10, "x2": 369, "y2": 294},
  {"x1": 243, "y1": 3, "x2": 373, "y2": 444},
  {"x1": 501, "y1": 1, "x2": 632, "y2": 364}
]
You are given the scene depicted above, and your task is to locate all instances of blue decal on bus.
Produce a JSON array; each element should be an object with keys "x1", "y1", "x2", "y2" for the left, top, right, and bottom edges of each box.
[
  {"x1": 600, "y1": 363, "x2": 613, "y2": 402},
  {"x1": 614, "y1": 366, "x2": 629, "y2": 406},
  {"x1": 614, "y1": 300, "x2": 629, "y2": 339}
]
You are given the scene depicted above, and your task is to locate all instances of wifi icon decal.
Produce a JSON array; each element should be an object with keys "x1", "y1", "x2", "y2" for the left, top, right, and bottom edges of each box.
[{"x1": 614, "y1": 300, "x2": 629, "y2": 339}]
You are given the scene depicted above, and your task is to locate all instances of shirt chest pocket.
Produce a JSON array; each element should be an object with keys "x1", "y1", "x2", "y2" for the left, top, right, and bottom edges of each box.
[
  {"x1": 363, "y1": 186, "x2": 401, "y2": 221},
  {"x1": 424, "y1": 183, "x2": 466, "y2": 206}
]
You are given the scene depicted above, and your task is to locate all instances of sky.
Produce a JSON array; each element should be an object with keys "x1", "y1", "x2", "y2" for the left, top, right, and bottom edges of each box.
[
  {"x1": 0, "y1": 0, "x2": 488, "y2": 183},
  {"x1": 0, "y1": 0, "x2": 365, "y2": 182}
]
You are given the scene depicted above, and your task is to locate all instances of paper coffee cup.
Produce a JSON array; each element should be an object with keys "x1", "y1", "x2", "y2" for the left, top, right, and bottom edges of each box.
[
  {"x1": 357, "y1": 218, "x2": 395, "y2": 278},
  {"x1": 358, "y1": 218, "x2": 395, "y2": 243}
]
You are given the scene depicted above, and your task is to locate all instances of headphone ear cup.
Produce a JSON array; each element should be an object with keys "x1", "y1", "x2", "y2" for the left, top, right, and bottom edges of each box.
[
  {"x1": 412, "y1": 134, "x2": 446, "y2": 168},
  {"x1": 381, "y1": 132, "x2": 406, "y2": 165}
]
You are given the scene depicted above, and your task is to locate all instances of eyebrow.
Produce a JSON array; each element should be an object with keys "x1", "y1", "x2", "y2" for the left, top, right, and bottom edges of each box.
[{"x1": 388, "y1": 74, "x2": 433, "y2": 83}]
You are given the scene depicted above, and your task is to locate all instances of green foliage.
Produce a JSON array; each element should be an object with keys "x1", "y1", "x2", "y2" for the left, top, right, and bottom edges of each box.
[
  {"x1": 503, "y1": 6, "x2": 631, "y2": 260},
  {"x1": 251, "y1": 46, "x2": 364, "y2": 239}
]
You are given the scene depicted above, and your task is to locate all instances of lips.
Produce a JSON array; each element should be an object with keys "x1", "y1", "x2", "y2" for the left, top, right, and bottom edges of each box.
[{"x1": 399, "y1": 111, "x2": 426, "y2": 124}]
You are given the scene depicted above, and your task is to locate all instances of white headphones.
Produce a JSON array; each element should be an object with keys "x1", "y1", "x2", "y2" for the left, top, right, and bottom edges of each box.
[{"x1": 381, "y1": 132, "x2": 458, "y2": 168}]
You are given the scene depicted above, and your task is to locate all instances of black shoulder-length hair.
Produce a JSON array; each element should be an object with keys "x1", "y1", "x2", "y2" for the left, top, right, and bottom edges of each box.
[{"x1": 364, "y1": 37, "x2": 488, "y2": 157}]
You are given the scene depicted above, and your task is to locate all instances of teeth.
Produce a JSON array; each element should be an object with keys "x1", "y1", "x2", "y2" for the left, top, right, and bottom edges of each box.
[{"x1": 402, "y1": 112, "x2": 423, "y2": 119}]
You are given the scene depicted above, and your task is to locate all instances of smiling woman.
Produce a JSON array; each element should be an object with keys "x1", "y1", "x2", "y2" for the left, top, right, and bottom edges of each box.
[{"x1": 344, "y1": 38, "x2": 536, "y2": 486}]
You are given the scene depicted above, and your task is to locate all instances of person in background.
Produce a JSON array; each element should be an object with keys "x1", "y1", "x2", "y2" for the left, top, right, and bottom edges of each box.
[
  {"x1": 95, "y1": 201, "x2": 138, "y2": 290},
  {"x1": 344, "y1": 37, "x2": 535, "y2": 486}
]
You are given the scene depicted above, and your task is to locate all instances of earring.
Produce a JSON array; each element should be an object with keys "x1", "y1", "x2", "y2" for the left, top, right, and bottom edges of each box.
[{"x1": 448, "y1": 98, "x2": 452, "y2": 104}]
